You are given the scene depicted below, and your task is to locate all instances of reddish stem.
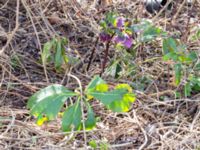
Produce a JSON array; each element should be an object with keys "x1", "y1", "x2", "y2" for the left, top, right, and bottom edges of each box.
[{"x1": 100, "y1": 39, "x2": 112, "y2": 76}]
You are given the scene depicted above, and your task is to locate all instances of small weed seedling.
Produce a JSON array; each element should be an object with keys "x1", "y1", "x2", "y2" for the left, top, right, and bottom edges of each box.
[
  {"x1": 27, "y1": 76, "x2": 135, "y2": 131},
  {"x1": 89, "y1": 140, "x2": 110, "y2": 150},
  {"x1": 41, "y1": 37, "x2": 74, "y2": 72},
  {"x1": 162, "y1": 37, "x2": 199, "y2": 96}
]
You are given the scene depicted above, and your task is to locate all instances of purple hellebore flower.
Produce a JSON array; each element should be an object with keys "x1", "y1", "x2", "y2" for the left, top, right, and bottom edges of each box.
[
  {"x1": 114, "y1": 34, "x2": 133, "y2": 48},
  {"x1": 123, "y1": 36, "x2": 133, "y2": 48},
  {"x1": 99, "y1": 32, "x2": 112, "y2": 42},
  {"x1": 114, "y1": 35, "x2": 125, "y2": 43}
]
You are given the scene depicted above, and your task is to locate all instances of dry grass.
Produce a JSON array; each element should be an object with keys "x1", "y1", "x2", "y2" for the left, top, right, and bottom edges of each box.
[{"x1": 0, "y1": 0, "x2": 200, "y2": 149}]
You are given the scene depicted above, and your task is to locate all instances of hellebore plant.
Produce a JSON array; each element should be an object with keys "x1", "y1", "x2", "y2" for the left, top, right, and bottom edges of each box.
[
  {"x1": 27, "y1": 75, "x2": 136, "y2": 132},
  {"x1": 98, "y1": 13, "x2": 133, "y2": 74},
  {"x1": 89, "y1": 13, "x2": 165, "y2": 75},
  {"x1": 87, "y1": 13, "x2": 166, "y2": 75}
]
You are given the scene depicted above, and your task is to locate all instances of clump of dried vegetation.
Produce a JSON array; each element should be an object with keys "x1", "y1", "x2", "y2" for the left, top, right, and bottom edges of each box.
[{"x1": 0, "y1": 0, "x2": 200, "y2": 149}]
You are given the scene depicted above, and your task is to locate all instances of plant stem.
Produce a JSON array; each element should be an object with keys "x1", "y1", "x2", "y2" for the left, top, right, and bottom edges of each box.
[
  {"x1": 87, "y1": 37, "x2": 99, "y2": 71},
  {"x1": 67, "y1": 73, "x2": 87, "y2": 147},
  {"x1": 100, "y1": 32, "x2": 115, "y2": 76},
  {"x1": 100, "y1": 41, "x2": 110, "y2": 76}
]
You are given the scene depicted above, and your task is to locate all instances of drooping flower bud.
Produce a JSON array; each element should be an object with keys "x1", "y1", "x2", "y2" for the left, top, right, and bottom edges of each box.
[{"x1": 99, "y1": 32, "x2": 112, "y2": 42}]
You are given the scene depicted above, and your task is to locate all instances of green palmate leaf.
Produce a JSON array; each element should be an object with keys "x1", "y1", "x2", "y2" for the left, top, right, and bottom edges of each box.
[
  {"x1": 89, "y1": 83, "x2": 136, "y2": 112},
  {"x1": 41, "y1": 37, "x2": 69, "y2": 71},
  {"x1": 86, "y1": 76, "x2": 106, "y2": 91},
  {"x1": 42, "y1": 41, "x2": 53, "y2": 64},
  {"x1": 107, "y1": 93, "x2": 135, "y2": 112},
  {"x1": 115, "y1": 84, "x2": 133, "y2": 92},
  {"x1": 107, "y1": 84, "x2": 135, "y2": 112},
  {"x1": 89, "y1": 88, "x2": 128, "y2": 105},
  {"x1": 85, "y1": 104, "x2": 96, "y2": 130},
  {"x1": 105, "y1": 61, "x2": 122, "y2": 78},
  {"x1": 178, "y1": 54, "x2": 190, "y2": 63},
  {"x1": 62, "y1": 101, "x2": 82, "y2": 131},
  {"x1": 162, "y1": 38, "x2": 178, "y2": 55},
  {"x1": 141, "y1": 26, "x2": 165, "y2": 42},
  {"x1": 131, "y1": 20, "x2": 152, "y2": 33},
  {"x1": 61, "y1": 38, "x2": 69, "y2": 64},
  {"x1": 95, "y1": 83, "x2": 109, "y2": 92},
  {"x1": 27, "y1": 84, "x2": 76, "y2": 123},
  {"x1": 55, "y1": 39, "x2": 63, "y2": 70},
  {"x1": 36, "y1": 114, "x2": 48, "y2": 126},
  {"x1": 163, "y1": 52, "x2": 178, "y2": 61},
  {"x1": 174, "y1": 63, "x2": 182, "y2": 85}
]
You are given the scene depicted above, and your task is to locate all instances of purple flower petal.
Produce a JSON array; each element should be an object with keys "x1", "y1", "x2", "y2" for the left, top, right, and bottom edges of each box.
[
  {"x1": 113, "y1": 34, "x2": 133, "y2": 48},
  {"x1": 123, "y1": 37, "x2": 133, "y2": 48},
  {"x1": 114, "y1": 35, "x2": 125, "y2": 43}
]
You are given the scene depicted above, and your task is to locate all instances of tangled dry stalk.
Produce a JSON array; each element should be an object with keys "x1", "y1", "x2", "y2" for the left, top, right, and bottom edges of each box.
[{"x1": 0, "y1": 0, "x2": 200, "y2": 149}]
